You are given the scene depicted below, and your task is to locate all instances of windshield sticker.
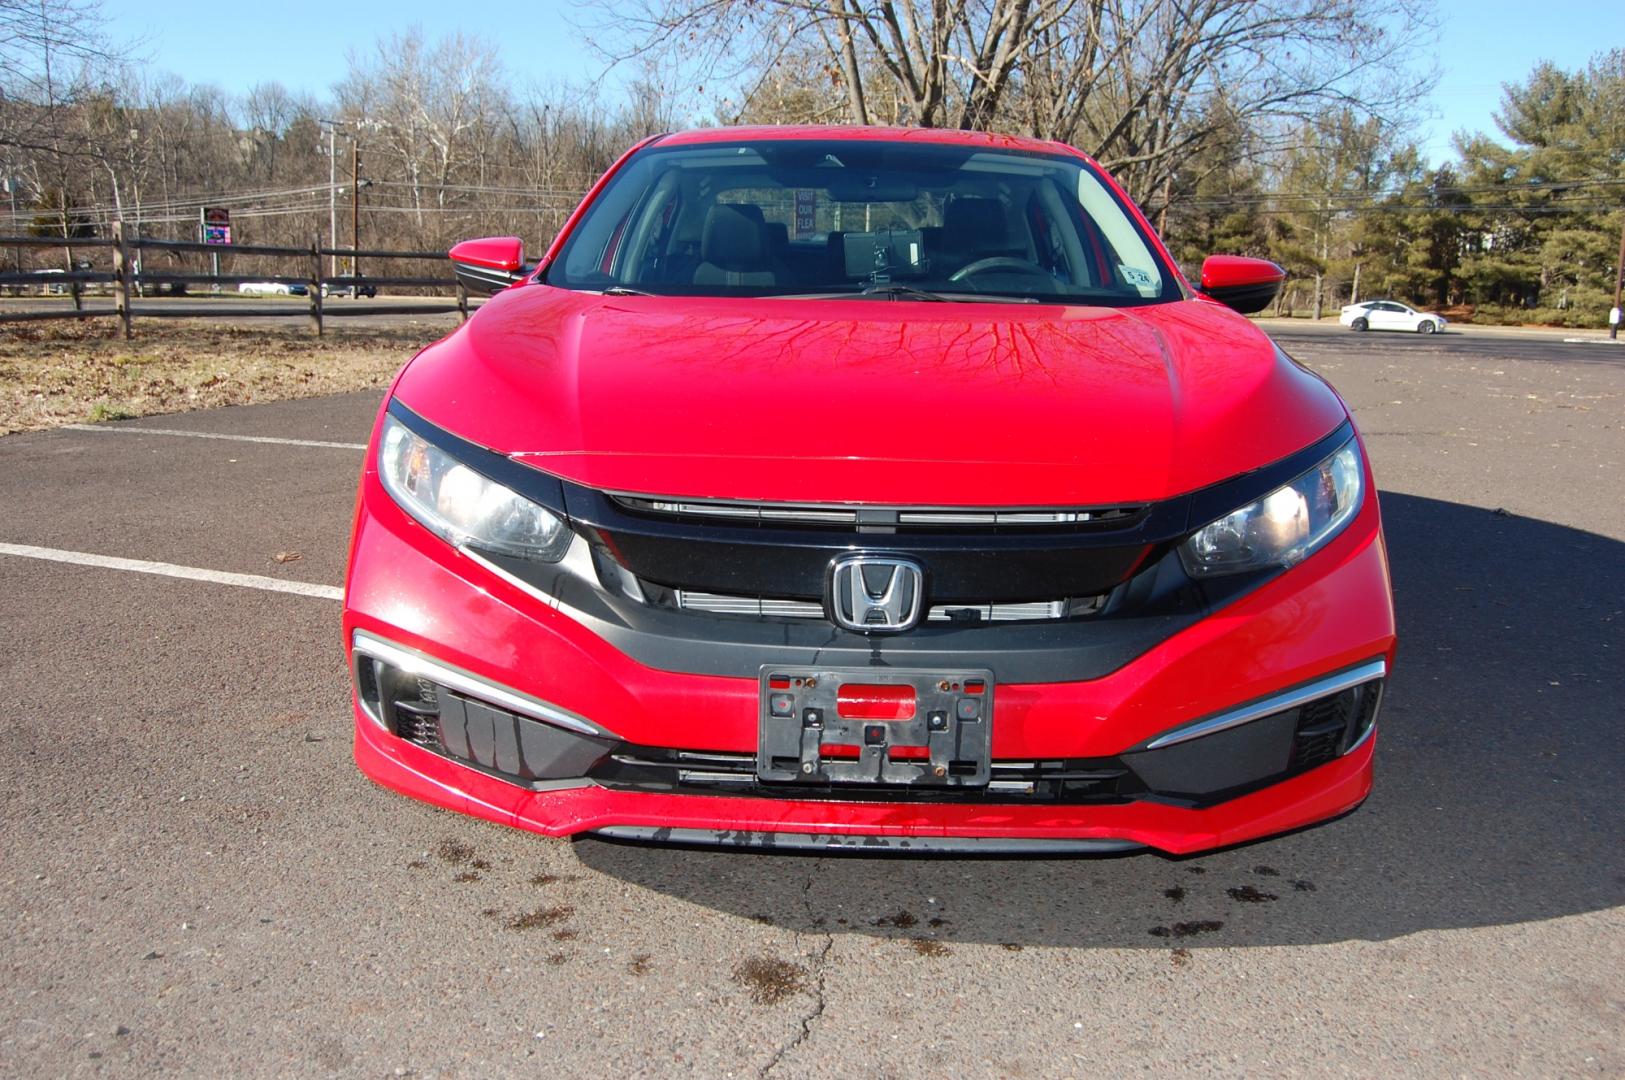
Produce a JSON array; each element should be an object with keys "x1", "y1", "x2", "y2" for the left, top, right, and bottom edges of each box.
[{"x1": 1119, "y1": 265, "x2": 1157, "y2": 292}]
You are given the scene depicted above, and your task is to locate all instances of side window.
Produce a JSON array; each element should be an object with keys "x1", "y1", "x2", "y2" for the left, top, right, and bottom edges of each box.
[
  {"x1": 558, "y1": 158, "x2": 654, "y2": 284},
  {"x1": 1075, "y1": 170, "x2": 1161, "y2": 297}
]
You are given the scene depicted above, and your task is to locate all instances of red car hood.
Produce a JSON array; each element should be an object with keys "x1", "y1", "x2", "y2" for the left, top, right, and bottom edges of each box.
[{"x1": 393, "y1": 287, "x2": 1347, "y2": 506}]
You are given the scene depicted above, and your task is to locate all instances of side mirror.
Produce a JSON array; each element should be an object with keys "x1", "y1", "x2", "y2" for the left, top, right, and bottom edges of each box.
[
  {"x1": 1199, "y1": 255, "x2": 1285, "y2": 315},
  {"x1": 449, "y1": 236, "x2": 529, "y2": 294}
]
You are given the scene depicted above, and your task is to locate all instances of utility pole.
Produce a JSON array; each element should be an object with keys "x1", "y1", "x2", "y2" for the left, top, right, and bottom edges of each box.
[
  {"x1": 321, "y1": 119, "x2": 340, "y2": 279},
  {"x1": 351, "y1": 142, "x2": 361, "y2": 280},
  {"x1": 3, "y1": 177, "x2": 20, "y2": 275},
  {"x1": 1611, "y1": 217, "x2": 1624, "y2": 341}
]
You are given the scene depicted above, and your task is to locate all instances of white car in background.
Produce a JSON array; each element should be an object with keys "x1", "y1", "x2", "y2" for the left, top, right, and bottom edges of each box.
[{"x1": 1339, "y1": 299, "x2": 1446, "y2": 333}]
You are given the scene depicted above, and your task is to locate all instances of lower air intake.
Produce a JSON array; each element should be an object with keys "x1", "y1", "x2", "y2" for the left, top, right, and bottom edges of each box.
[
  {"x1": 1291, "y1": 693, "x2": 1355, "y2": 771},
  {"x1": 354, "y1": 653, "x2": 611, "y2": 783}
]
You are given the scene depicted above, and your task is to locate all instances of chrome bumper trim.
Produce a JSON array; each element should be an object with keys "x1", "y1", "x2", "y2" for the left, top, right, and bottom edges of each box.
[{"x1": 1143, "y1": 658, "x2": 1388, "y2": 750}]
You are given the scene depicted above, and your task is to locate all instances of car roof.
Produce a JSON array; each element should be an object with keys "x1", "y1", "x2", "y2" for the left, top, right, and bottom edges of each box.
[{"x1": 655, "y1": 125, "x2": 1080, "y2": 159}]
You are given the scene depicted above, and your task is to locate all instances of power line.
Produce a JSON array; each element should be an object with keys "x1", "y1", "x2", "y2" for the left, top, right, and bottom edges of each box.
[
  {"x1": 6, "y1": 183, "x2": 338, "y2": 221},
  {"x1": 1183, "y1": 201, "x2": 1620, "y2": 215},
  {"x1": 369, "y1": 179, "x2": 595, "y2": 197},
  {"x1": 1190, "y1": 177, "x2": 1625, "y2": 205}
]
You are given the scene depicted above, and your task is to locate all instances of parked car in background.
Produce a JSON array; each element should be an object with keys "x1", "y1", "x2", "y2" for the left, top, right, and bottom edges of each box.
[
  {"x1": 237, "y1": 281, "x2": 307, "y2": 297},
  {"x1": 32, "y1": 268, "x2": 67, "y2": 294},
  {"x1": 346, "y1": 126, "x2": 1395, "y2": 856},
  {"x1": 1340, "y1": 300, "x2": 1446, "y2": 333},
  {"x1": 323, "y1": 275, "x2": 377, "y2": 298}
]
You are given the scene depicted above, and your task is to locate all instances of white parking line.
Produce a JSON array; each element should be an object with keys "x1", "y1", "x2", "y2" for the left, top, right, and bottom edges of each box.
[
  {"x1": 0, "y1": 542, "x2": 344, "y2": 600},
  {"x1": 61, "y1": 424, "x2": 367, "y2": 451}
]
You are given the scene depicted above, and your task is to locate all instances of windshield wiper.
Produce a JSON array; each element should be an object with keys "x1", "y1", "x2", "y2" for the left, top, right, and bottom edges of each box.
[
  {"x1": 600, "y1": 285, "x2": 657, "y2": 297},
  {"x1": 859, "y1": 283, "x2": 948, "y2": 302}
]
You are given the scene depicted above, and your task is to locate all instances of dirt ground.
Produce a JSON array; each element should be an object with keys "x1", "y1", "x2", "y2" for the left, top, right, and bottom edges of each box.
[{"x1": 0, "y1": 321, "x2": 446, "y2": 435}]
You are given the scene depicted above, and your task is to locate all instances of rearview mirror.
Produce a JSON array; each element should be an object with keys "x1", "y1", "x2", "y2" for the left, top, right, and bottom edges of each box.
[
  {"x1": 825, "y1": 176, "x2": 920, "y2": 203},
  {"x1": 1199, "y1": 255, "x2": 1285, "y2": 315},
  {"x1": 449, "y1": 236, "x2": 529, "y2": 294}
]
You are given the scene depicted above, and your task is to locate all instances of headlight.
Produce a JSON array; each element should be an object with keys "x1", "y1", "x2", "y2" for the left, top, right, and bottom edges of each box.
[
  {"x1": 378, "y1": 415, "x2": 571, "y2": 561},
  {"x1": 1180, "y1": 439, "x2": 1364, "y2": 577}
]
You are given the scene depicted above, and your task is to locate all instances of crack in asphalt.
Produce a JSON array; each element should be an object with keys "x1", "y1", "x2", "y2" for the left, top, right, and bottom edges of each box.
[{"x1": 761, "y1": 861, "x2": 834, "y2": 1078}]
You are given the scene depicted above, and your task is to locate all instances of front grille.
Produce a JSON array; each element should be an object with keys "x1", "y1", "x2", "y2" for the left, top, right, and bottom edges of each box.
[
  {"x1": 671, "y1": 590, "x2": 1099, "y2": 623},
  {"x1": 589, "y1": 747, "x2": 1143, "y2": 805},
  {"x1": 558, "y1": 483, "x2": 1178, "y2": 616}
]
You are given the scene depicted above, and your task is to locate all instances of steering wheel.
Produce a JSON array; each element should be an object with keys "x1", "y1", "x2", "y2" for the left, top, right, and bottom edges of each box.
[{"x1": 948, "y1": 256, "x2": 1052, "y2": 283}]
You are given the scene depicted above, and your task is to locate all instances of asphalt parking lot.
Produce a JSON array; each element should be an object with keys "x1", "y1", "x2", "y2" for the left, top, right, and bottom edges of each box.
[{"x1": 1, "y1": 321, "x2": 1620, "y2": 1076}]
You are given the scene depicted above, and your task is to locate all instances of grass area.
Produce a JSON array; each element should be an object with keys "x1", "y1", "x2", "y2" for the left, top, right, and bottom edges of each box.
[{"x1": 0, "y1": 320, "x2": 449, "y2": 435}]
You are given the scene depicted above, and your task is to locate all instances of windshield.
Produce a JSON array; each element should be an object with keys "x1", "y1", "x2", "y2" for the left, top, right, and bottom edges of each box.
[{"x1": 546, "y1": 139, "x2": 1180, "y2": 305}]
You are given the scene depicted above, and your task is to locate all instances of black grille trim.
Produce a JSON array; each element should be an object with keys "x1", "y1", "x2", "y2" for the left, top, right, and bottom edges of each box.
[
  {"x1": 609, "y1": 493, "x2": 1149, "y2": 533},
  {"x1": 588, "y1": 746, "x2": 1145, "y2": 805}
]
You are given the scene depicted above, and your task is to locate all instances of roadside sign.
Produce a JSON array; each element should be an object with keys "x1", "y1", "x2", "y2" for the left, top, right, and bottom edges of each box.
[
  {"x1": 794, "y1": 190, "x2": 816, "y2": 237},
  {"x1": 201, "y1": 206, "x2": 231, "y2": 245}
]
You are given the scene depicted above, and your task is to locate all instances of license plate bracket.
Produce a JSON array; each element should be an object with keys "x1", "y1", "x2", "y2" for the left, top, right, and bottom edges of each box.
[{"x1": 757, "y1": 667, "x2": 993, "y2": 787}]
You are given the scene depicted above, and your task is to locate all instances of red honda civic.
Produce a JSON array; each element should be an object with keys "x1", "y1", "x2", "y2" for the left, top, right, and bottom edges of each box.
[{"x1": 343, "y1": 126, "x2": 1395, "y2": 855}]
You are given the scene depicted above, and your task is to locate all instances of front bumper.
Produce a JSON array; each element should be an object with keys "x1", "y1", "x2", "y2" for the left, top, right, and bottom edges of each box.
[{"x1": 344, "y1": 455, "x2": 1396, "y2": 856}]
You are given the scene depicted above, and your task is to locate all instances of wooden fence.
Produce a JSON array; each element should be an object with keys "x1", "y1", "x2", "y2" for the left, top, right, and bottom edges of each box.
[{"x1": 0, "y1": 224, "x2": 471, "y2": 337}]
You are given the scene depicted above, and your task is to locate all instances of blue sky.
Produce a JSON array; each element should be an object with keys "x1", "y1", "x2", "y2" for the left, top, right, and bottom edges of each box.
[{"x1": 107, "y1": 0, "x2": 1619, "y2": 165}]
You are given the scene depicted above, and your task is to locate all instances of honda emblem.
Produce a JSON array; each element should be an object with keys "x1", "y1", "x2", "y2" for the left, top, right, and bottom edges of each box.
[{"x1": 827, "y1": 554, "x2": 924, "y2": 633}]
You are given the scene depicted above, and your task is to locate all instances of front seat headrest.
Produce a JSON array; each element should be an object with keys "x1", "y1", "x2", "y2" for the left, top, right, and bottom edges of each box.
[
  {"x1": 942, "y1": 197, "x2": 1011, "y2": 254},
  {"x1": 700, "y1": 204, "x2": 770, "y2": 272}
]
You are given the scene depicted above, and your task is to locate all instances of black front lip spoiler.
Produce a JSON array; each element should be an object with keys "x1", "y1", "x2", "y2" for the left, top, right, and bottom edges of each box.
[{"x1": 588, "y1": 825, "x2": 1145, "y2": 855}]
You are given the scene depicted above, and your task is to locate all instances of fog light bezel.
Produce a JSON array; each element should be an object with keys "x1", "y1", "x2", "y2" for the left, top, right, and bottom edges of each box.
[{"x1": 350, "y1": 630, "x2": 613, "y2": 738}]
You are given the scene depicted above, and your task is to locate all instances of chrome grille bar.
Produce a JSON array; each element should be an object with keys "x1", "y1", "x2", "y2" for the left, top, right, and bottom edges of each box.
[
  {"x1": 927, "y1": 600, "x2": 1068, "y2": 622},
  {"x1": 675, "y1": 592, "x2": 825, "y2": 618},
  {"x1": 675, "y1": 591, "x2": 1083, "y2": 622},
  {"x1": 897, "y1": 510, "x2": 1092, "y2": 525},
  {"x1": 643, "y1": 500, "x2": 857, "y2": 524},
  {"x1": 613, "y1": 494, "x2": 1141, "y2": 528}
]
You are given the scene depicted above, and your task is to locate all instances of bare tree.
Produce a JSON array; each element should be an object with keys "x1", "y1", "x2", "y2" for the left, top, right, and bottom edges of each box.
[
  {"x1": 589, "y1": 0, "x2": 1435, "y2": 203},
  {"x1": 0, "y1": 0, "x2": 133, "y2": 253}
]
